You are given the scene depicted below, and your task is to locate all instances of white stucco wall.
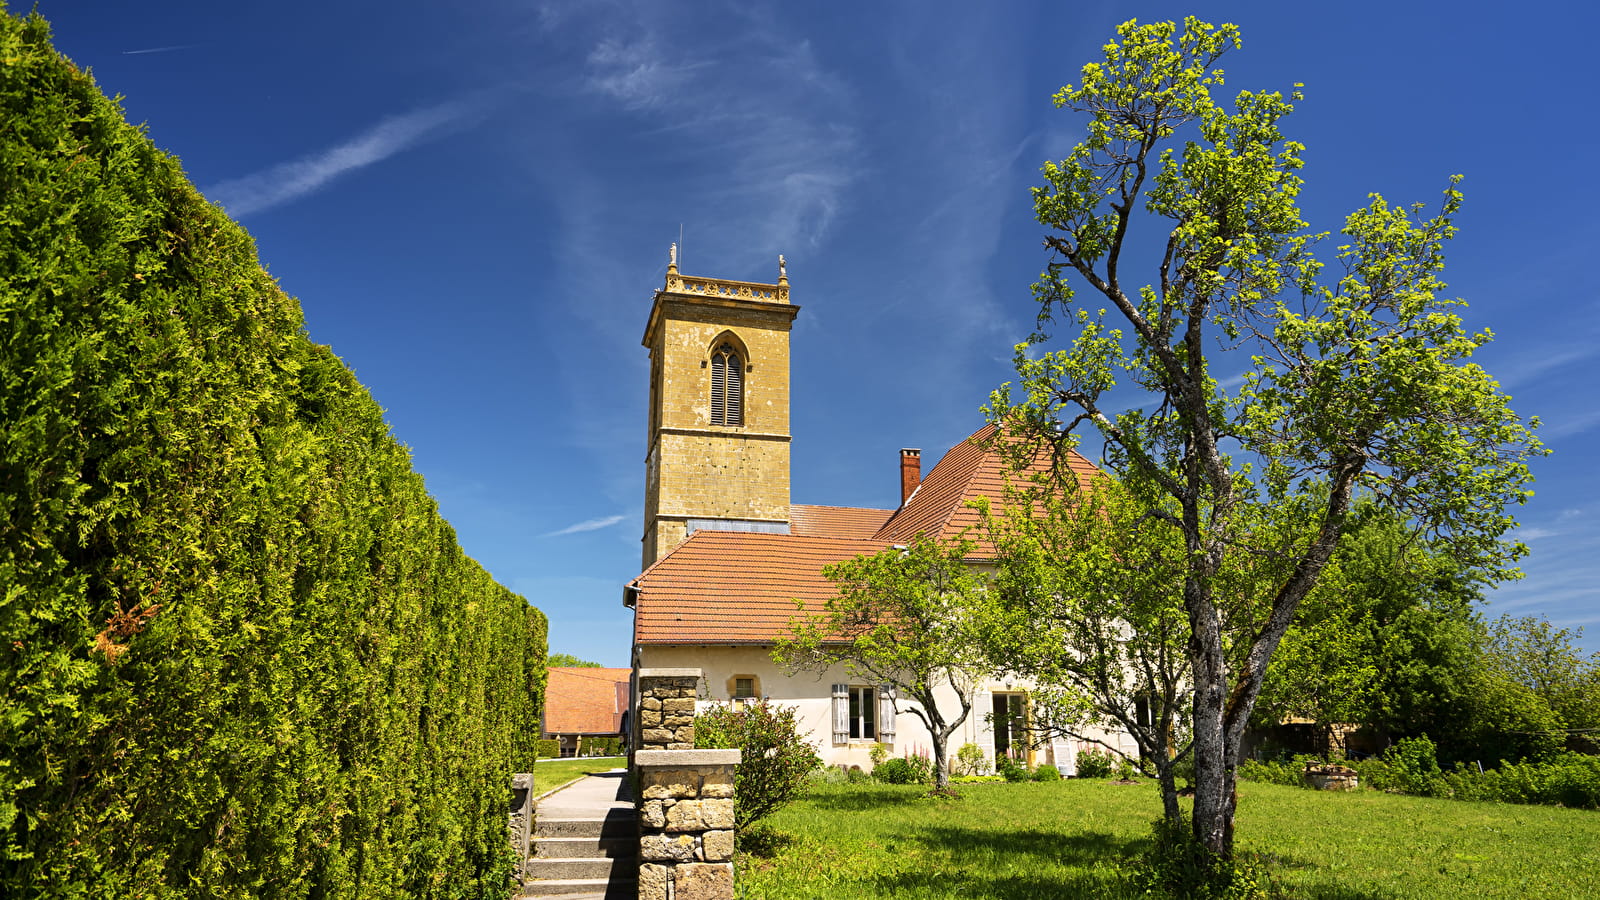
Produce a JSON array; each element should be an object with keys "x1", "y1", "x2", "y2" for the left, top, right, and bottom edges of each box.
[{"x1": 636, "y1": 644, "x2": 1137, "y2": 773}]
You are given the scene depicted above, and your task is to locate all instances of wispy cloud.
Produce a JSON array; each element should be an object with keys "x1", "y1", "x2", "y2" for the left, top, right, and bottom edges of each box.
[
  {"x1": 204, "y1": 98, "x2": 492, "y2": 217},
  {"x1": 1534, "y1": 406, "x2": 1600, "y2": 441},
  {"x1": 543, "y1": 514, "x2": 627, "y2": 537},
  {"x1": 122, "y1": 43, "x2": 201, "y2": 56}
]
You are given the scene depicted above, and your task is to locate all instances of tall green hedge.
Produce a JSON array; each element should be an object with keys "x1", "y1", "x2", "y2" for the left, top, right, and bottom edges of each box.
[{"x1": 0, "y1": 10, "x2": 547, "y2": 897}]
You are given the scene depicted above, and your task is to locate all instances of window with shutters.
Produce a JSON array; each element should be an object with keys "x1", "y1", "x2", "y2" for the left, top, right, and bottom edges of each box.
[{"x1": 709, "y1": 342, "x2": 744, "y2": 426}]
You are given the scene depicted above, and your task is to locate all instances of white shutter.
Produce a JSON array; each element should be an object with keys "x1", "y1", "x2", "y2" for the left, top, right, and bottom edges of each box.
[
  {"x1": 877, "y1": 685, "x2": 896, "y2": 743},
  {"x1": 831, "y1": 684, "x2": 848, "y2": 743}
]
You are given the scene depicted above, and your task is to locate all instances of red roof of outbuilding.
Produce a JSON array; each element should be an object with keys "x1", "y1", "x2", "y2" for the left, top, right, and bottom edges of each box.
[
  {"x1": 544, "y1": 667, "x2": 631, "y2": 736},
  {"x1": 790, "y1": 504, "x2": 894, "y2": 539}
]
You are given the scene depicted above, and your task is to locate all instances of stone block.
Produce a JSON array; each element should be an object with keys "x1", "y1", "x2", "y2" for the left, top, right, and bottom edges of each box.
[
  {"x1": 675, "y1": 862, "x2": 735, "y2": 900},
  {"x1": 699, "y1": 798, "x2": 735, "y2": 830},
  {"x1": 641, "y1": 728, "x2": 675, "y2": 745},
  {"x1": 664, "y1": 799, "x2": 707, "y2": 832},
  {"x1": 638, "y1": 863, "x2": 670, "y2": 900},
  {"x1": 641, "y1": 833, "x2": 697, "y2": 862},
  {"x1": 664, "y1": 713, "x2": 696, "y2": 728},
  {"x1": 641, "y1": 799, "x2": 666, "y2": 829},
  {"x1": 701, "y1": 829, "x2": 734, "y2": 862},
  {"x1": 662, "y1": 698, "x2": 697, "y2": 714},
  {"x1": 667, "y1": 742, "x2": 694, "y2": 750},
  {"x1": 700, "y1": 778, "x2": 734, "y2": 799},
  {"x1": 641, "y1": 696, "x2": 662, "y2": 711}
]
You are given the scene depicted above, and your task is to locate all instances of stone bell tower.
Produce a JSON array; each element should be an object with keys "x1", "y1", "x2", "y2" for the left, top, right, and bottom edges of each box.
[{"x1": 640, "y1": 248, "x2": 798, "y2": 568}]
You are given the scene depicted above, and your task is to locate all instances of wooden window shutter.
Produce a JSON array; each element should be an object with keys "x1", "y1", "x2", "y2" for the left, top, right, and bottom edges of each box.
[
  {"x1": 877, "y1": 685, "x2": 896, "y2": 742},
  {"x1": 831, "y1": 683, "x2": 848, "y2": 744},
  {"x1": 710, "y1": 350, "x2": 727, "y2": 424},
  {"x1": 709, "y1": 343, "x2": 744, "y2": 427},
  {"x1": 725, "y1": 352, "x2": 742, "y2": 425}
]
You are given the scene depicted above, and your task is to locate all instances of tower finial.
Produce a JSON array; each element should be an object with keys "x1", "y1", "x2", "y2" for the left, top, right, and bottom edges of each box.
[
  {"x1": 777, "y1": 253, "x2": 787, "y2": 283},
  {"x1": 668, "y1": 242, "x2": 679, "y2": 274}
]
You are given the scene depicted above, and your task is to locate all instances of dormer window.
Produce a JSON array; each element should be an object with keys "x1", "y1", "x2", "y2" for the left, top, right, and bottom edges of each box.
[{"x1": 710, "y1": 342, "x2": 744, "y2": 426}]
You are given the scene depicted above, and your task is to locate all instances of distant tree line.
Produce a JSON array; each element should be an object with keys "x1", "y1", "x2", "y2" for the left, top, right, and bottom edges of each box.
[{"x1": 0, "y1": 11, "x2": 546, "y2": 898}]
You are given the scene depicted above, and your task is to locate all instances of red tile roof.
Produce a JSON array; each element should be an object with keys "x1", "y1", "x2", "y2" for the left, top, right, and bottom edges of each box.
[
  {"x1": 544, "y1": 667, "x2": 631, "y2": 736},
  {"x1": 789, "y1": 504, "x2": 894, "y2": 539},
  {"x1": 874, "y1": 424, "x2": 1100, "y2": 551},
  {"x1": 629, "y1": 424, "x2": 1102, "y2": 644},
  {"x1": 630, "y1": 532, "x2": 887, "y2": 644}
]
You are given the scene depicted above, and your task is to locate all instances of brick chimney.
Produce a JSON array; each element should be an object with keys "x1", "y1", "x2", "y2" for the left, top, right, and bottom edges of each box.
[{"x1": 899, "y1": 449, "x2": 922, "y2": 506}]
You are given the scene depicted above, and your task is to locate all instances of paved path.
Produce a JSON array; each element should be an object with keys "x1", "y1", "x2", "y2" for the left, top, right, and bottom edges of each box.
[{"x1": 524, "y1": 771, "x2": 635, "y2": 900}]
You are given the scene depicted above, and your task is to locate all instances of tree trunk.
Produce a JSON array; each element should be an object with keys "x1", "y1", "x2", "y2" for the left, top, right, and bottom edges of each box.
[
  {"x1": 932, "y1": 734, "x2": 951, "y2": 791},
  {"x1": 1187, "y1": 578, "x2": 1234, "y2": 858},
  {"x1": 1155, "y1": 756, "x2": 1181, "y2": 823}
]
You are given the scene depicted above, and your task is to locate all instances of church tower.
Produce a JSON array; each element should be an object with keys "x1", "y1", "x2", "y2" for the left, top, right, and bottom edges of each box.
[{"x1": 641, "y1": 248, "x2": 798, "y2": 568}]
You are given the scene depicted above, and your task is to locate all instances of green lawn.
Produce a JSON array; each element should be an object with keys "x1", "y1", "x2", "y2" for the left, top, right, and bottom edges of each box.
[
  {"x1": 531, "y1": 756, "x2": 625, "y2": 795},
  {"x1": 738, "y1": 780, "x2": 1600, "y2": 899}
]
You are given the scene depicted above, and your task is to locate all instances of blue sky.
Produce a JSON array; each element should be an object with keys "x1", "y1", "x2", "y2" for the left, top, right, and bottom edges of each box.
[{"x1": 34, "y1": 0, "x2": 1599, "y2": 664}]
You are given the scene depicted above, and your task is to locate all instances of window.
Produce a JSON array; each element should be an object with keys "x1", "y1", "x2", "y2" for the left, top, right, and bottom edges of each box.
[
  {"x1": 992, "y1": 692, "x2": 1027, "y2": 760},
  {"x1": 849, "y1": 686, "x2": 877, "y2": 739},
  {"x1": 832, "y1": 683, "x2": 896, "y2": 743},
  {"x1": 709, "y1": 342, "x2": 743, "y2": 426},
  {"x1": 734, "y1": 677, "x2": 756, "y2": 699}
]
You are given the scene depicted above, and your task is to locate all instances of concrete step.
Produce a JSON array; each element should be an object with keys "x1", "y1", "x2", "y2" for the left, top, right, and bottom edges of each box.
[
  {"x1": 521, "y1": 876, "x2": 636, "y2": 898},
  {"x1": 533, "y1": 835, "x2": 635, "y2": 859},
  {"x1": 534, "y1": 813, "x2": 636, "y2": 839},
  {"x1": 525, "y1": 856, "x2": 638, "y2": 881}
]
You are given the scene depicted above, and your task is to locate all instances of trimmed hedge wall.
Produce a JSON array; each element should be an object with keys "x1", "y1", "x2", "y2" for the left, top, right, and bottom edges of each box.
[{"x1": 0, "y1": 10, "x2": 547, "y2": 898}]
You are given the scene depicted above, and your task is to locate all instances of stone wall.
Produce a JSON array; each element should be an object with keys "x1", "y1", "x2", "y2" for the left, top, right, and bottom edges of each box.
[
  {"x1": 635, "y1": 749, "x2": 740, "y2": 900},
  {"x1": 636, "y1": 668, "x2": 700, "y2": 751}
]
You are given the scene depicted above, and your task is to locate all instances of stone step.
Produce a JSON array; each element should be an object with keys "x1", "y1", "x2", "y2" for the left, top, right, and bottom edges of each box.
[
  {"x1": 533, "y1": 835, "x2": 636, "y2": 859},
  {"x1": 535, "y1": 814, "x2": 637, "y2": 839},
  {"x1": 525, "y1": 855, "x2": 638, "y2": 881},
  {"x1": 521, "y1": 876, "x2": 636, "y2": 898}
]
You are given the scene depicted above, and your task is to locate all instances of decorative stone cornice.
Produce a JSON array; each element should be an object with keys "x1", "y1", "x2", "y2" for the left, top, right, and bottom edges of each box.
[{"x1": 665, "y1": 272, "x2": 789, "y2": 304}]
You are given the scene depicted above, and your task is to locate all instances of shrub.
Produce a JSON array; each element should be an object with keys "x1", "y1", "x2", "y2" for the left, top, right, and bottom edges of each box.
[
  {"x1": 0, "y1": 12, "x2": 546, "y2": 896},
  {"x1": 1382, "y1": 736, "x2": 1444, "y2": 796},
  {"x1": 1032, "y1": 762, "x2": 1062, "y2": 781},
  {"x1": 694, "y1": 701, "x2": 821, "y2": 829},
  {"x1": 954, "y1": 741, "x2": 989, "y2": 776},
  {"x1": 873, "y1": 751, "x2": 934, "y2": 786},
  {"x1": 844, "y1": 766, "x2": 873, "y2": 784},
  {"x1": 997, "y1": 754, "x2": 1031, "y2": 783},
  {"x1": 1115, "y1": 757, "x2": 1141, "y2": 781},
  {"x1": 536, "y1": 739, "x2": 562, "y2": 759},
  {"x1": 1076, "y1": 748, "x2": 1115, "y2": 778},
  {"x1": 579, "y1": 737, "x2": 623, "y2": 757},
  {"x1": 869, "y1": 742, "x2": 891, "y2": 767}
]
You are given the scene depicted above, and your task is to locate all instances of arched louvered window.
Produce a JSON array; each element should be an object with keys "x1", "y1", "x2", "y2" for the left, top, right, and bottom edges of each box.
[{"x1": 710, "y1": 342, "x2": 743, "y2": 426}]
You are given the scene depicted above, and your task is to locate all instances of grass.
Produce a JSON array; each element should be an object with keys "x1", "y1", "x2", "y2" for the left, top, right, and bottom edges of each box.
[
  {"x1": 531, "y1": 756, "x2": 624, "y2": 795},
  {"x1": 737, "y1": 779, "x2": 1600, "y2": 899}
]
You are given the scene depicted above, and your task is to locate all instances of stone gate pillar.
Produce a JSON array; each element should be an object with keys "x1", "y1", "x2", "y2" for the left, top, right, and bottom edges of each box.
[{"x1": 633, "y1": 668, "x2": 739, "y2": 899}]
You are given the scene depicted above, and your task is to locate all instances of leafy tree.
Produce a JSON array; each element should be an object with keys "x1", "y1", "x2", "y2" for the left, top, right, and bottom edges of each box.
[
  {"x1": 1483, "y1": 615, "x2": 1600, "y2": 732},
  {"x1": 693, "y1": 700, "x2": 821, "y2": 832},
  {"x1": 1254, "y1": 502, "x2": 1485, "y2": 746},
  {"x1": 979, "y1": 480, "x2": 1195, "y2": 821},
  {"x1": 774, "y1": 535, "x2": 987, "y2": 792},
  {"x1": 988, "y1": 17, "x2": 1542, "y2": 860},
  {"x1": 548, "y1": 652, "x2": 603, "y2": 668}
]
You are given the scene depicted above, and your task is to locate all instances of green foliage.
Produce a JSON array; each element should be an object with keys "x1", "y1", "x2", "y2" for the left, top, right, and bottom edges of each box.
[
  {"x1": 577, "y1": 736, "x2": 622, "y2": 758},
  {"x1": 953, "y1": 742, "x2": 988, "y2": 776},
  {"x1": 776, "y1": 534, "x2": 987, "y2": 790},
  {"x1": 0, "y1": 11, "x2": 546, "y2": 897},
  {"x1": 535, "y1": 739, "x2": 563, "y2": 760},
  {"x1": 547, "y1": 652, "x2": 602, "y2": 668},
  {"x1": 1379, "y1": 736, "x2": 1444, "y2": 797},
  {"x1": 996, "y1": 754, "x2": 1030, "y2": 783},
  {"x1": 871, "y1": 756, "x2": 932, "y2": 786},
  {"x1": 988, "y1": 14, "x2": 1543, "y2": 858},
  {"x1": 1126, "y1": 814, "x2": 1272, "y2": 900},
  {"x1": 1257, "y1": 503, "x2": 1486, "y2": 742},
  {"x1": 868, "y1": 742, "x2": 890, "y2": 767},
  {"x1": 1076, "y1": 748, "x2": 1115, "y2": 779},
  {"x1": 1031, "y1": 762, "x2": 1062, "y2": 782},
  {"x1": 693, "y1": 701, "x2": 821, "y2": 830}
]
